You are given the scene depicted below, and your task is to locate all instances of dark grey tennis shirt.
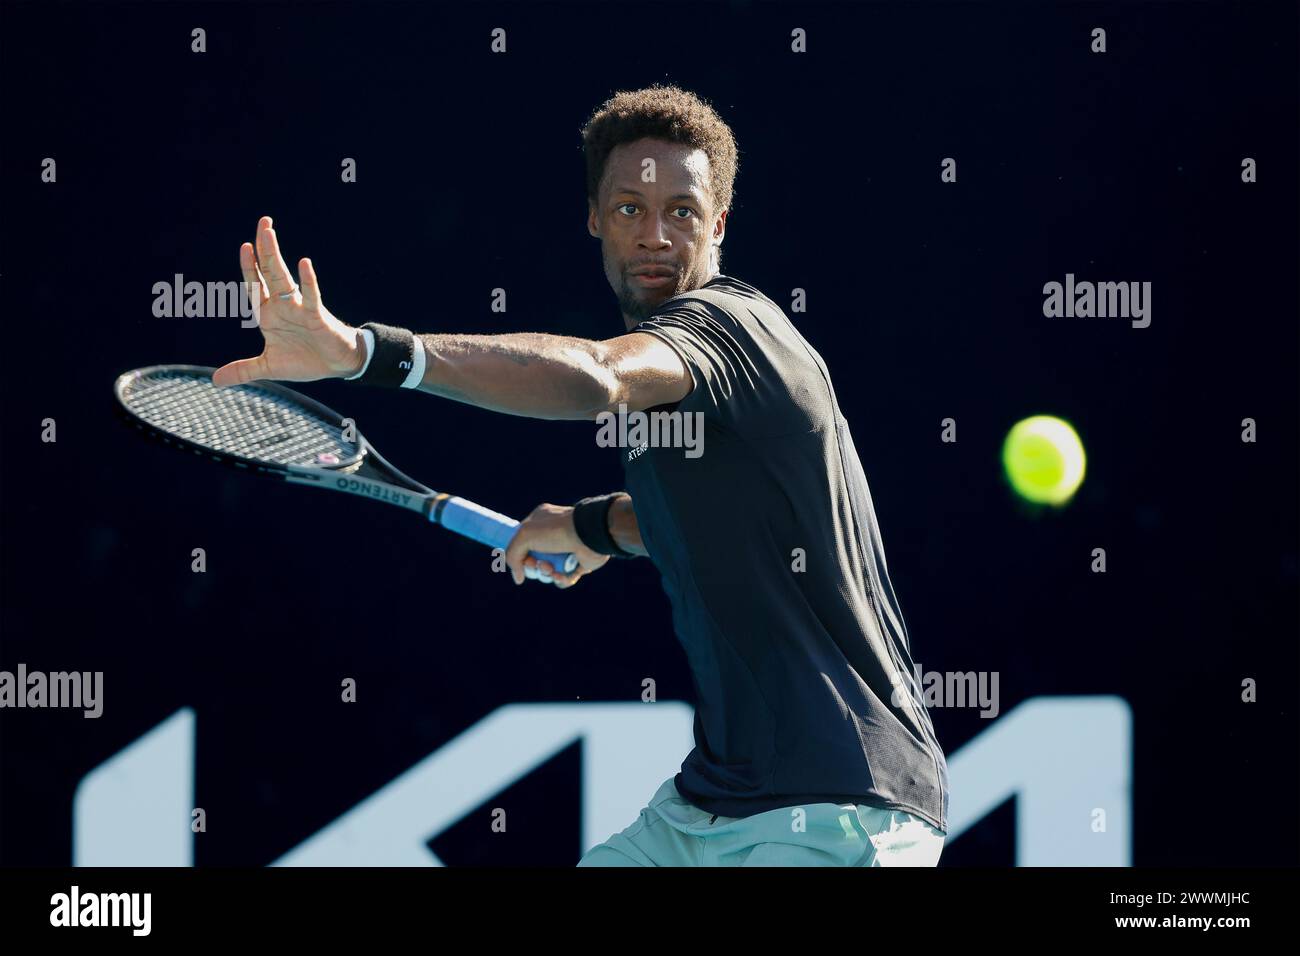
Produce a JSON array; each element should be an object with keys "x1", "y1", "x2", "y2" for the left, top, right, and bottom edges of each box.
[{"x1": 622, "y1": 274, "x2": 949, "y2": 832}]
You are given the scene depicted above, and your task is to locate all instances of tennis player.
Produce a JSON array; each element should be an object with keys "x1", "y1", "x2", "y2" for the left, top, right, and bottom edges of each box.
[{"x1": 214, "y1": 85, "x2": 948, "y2": 867}]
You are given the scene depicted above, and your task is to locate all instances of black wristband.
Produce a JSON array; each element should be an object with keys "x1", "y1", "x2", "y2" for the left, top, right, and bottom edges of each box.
[
  {"x1": 356, "y1": 322, "x2": 418, "y2": 388},
  {"x1": 573, "y1": 493, "x2": 635, "y2": 558}
]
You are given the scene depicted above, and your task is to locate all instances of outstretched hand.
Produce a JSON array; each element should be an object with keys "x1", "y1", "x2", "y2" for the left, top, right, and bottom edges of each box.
[{"x1": 213, "y1": 216, "x2": 364, "y2": 387}]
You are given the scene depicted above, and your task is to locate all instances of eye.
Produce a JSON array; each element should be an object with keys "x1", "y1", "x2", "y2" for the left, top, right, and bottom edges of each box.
[
  {"x1": 672, "y1": 207, "x2": 695, "y2": 219},
  {"x1": 617, "y1": 203, "x2": 638, "y2": 216}
]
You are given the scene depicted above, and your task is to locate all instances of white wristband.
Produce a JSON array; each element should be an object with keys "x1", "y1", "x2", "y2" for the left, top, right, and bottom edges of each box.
[
  {"x1": 343, "y1": 328, "x2": 376, "y2": 381},
  {"x1": 400, "y1": 337, "x2": 427, "y2": 389}
]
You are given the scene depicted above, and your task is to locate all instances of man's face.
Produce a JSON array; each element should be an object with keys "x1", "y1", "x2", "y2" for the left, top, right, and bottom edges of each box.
[{"x1": 587, "y1": 137, "x2": 727, "y2": 326}]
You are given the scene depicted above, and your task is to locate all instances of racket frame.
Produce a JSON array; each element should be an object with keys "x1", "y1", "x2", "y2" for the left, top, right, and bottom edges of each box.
[{"x1": 113, "y1": 365, "x2": 576, "y2": 574}]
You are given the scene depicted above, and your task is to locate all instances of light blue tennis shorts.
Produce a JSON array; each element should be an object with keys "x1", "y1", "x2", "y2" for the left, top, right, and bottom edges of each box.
[{"x1": 578, "y1": 776, "x2": 946, "y2": 867}]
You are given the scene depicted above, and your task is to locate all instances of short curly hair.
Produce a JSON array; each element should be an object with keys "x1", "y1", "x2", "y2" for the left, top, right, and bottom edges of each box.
[{"x1": 580, "y1": 84, "x2": 738, "y2": 214}]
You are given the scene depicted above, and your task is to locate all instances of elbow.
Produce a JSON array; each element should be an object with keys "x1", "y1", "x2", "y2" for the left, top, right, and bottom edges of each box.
[
  {"x1": 567, "y1": 350, "x2": 621, "y2": 421},
  {"x1": 572, "y1": 343, "x2": 620, "y2": 419},
  {"x1": 584, "y1": 363, "x2": 623, "y2": 420}
]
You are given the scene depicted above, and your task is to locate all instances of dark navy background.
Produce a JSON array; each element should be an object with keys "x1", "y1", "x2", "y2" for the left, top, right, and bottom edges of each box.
[{"x1": 1, "y1": 1, "x2": 1296, "y2": 866}]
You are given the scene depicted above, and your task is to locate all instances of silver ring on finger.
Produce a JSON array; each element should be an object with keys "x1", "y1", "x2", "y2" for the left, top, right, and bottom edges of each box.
[{"x1": 276, "y1": 286, "x2": 300, "y2": 300}]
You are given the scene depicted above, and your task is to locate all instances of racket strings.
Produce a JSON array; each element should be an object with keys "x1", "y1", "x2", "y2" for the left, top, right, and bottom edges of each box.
[{"x1": 122, "y1": 371, "x2": 360, "y2": 467}]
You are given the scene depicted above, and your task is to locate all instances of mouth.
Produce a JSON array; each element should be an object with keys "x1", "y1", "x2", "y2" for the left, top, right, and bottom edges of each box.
[
  {"x1": 632, "y1": 275, "x2": 675, "y2": 289},
  {"x1": 629, "y1": 268, "x2": 677, "y2": 289}
]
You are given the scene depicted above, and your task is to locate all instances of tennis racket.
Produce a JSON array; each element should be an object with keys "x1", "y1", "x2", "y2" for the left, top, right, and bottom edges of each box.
[{"x1": 113, "y1": 365, "x2": 577, "y2": 578}]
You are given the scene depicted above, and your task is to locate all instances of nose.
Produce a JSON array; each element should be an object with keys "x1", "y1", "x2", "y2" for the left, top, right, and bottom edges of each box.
[{"x1": 636, "y1": 210, "x2": 672, "y2": 250}]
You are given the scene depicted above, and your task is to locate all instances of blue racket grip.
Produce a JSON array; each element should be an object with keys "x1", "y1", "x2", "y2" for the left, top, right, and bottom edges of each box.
[{"x1": 432, "y1": 495, "x2": 579, "y2": 576}]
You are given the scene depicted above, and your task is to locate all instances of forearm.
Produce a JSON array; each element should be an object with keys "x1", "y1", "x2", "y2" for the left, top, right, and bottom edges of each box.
[
  {"x1": 606, "y1": 493, "x2": 648, "y2": 557},
  {"x1": 414, "y1": 332, "x2": 617, "y2": 420}
]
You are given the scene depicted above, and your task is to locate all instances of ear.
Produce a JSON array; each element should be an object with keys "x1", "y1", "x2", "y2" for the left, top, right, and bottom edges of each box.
[
  {"x1": 587, "y1": 202, "x2": 601, "y2": 238},
  {"x1": 712, "y1": 208, "x2": 728, "y2": 249}
]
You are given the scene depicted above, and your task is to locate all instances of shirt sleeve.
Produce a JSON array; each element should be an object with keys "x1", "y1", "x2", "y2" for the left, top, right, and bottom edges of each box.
[{"x1": 631, "y1": 299, "x2": 760, "y2": 418}]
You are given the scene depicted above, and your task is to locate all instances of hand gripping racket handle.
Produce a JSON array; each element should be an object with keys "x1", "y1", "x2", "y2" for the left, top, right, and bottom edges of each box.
[{"x1": 432, "y1": 495, "x2": 579, "y2": 575}]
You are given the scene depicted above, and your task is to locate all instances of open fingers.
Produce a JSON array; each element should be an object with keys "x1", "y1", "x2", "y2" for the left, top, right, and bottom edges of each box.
[
  {"x1": 298, "y1": 257, "x2": 322, "y2": 311},
  {"x1": 212, "y1": 354, "x2": 269, "y2": 388},
  {"x1": 239, "y1": 242, "x2": 266, "y2": 304},
  {"x1": 254, "y1": 217, "x2": 297, "y2": 296}
]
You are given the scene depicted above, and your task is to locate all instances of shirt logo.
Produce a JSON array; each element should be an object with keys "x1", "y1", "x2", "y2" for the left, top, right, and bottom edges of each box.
[{"x1": 627, "y1": 442, "x2": 650, "y2": 463}]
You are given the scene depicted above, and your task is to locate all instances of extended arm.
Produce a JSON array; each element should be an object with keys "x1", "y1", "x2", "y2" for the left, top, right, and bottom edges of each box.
[
  {"x1": 409, "y1": 331, "x2": 689, "y2": 420},
  {"x1": 213, "y1": 217, "x2": 692, "y2": 421}
]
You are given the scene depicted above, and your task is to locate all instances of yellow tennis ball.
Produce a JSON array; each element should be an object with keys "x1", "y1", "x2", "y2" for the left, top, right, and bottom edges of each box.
[{"x1": 1002, "y1": 415, "x2": 1086, "y2": 505}]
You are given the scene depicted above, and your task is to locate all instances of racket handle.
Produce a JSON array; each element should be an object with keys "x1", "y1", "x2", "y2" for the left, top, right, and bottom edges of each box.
[{"x1": 432, "y1": 495, "x2": 579, "y2": 575}]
